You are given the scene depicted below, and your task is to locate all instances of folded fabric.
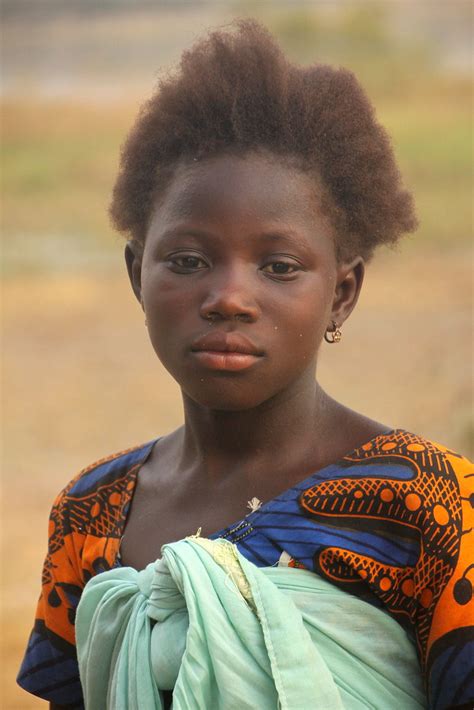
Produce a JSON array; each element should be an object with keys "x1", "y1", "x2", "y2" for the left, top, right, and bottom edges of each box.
[{"x1": 76, "y1": 537, "x2": 427, "y2": 710}]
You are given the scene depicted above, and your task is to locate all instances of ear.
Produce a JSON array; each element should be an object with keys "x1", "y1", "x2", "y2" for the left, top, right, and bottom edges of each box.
[
  {"x1": 330, "y1": 256, "x2": 365, "y2": 326},
  {"x1": 124, "y1": 240, "x2": 144, "y2": 307}
]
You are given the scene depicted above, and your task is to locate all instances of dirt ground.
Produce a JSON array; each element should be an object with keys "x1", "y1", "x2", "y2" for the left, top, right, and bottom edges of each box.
[
  {"x1": 2, "y1": 246, "x2": 472, "y2": 708},
  {"x1": 2, "y1": 3, "x2": 472, "y2": 705}
]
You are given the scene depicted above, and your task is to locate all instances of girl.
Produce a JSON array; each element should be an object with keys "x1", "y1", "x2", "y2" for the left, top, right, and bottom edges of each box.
[{"x1": 18, "y1": 20, "x2": 472, "y2": 710}]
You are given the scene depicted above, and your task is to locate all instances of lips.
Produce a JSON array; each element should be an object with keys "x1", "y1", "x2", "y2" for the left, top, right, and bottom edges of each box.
[
  {"x1": 191, "y1": 331, "x2": 263, "y2": 356},
  {"x1": 190, "y1": 331, "x2": 263, "y2": 371}
]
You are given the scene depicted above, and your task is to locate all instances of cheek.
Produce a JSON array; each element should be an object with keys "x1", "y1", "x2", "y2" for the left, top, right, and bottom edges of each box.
[
  {"x1": 277, "y1": 313, "x2": 325, "y2": 372},
  {"x1": 272, "y1": 281, "x2": 333, "y2": 352},
  {"x1": 141, "y1": 274, "x2": 194, "y2": 359},
  {"x1": 142, "y1": 268, "x2": 192, "y2": 321},
  {"x1": 147, "y1": 303, "x2": 189, "y2": 360}
]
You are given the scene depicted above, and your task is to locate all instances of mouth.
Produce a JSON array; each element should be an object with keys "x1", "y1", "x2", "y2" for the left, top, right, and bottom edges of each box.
[{"x1": 190, "y1": 331, "x2": 264, "y2": 371}]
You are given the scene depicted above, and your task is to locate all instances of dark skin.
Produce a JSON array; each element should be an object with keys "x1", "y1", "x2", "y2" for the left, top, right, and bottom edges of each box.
[
  {"x1": 120, "y1": 151, "x2": 387, "y2": 570},
  {"x1": 50, "y1": 151, "x2": 468, "y2": 710}
]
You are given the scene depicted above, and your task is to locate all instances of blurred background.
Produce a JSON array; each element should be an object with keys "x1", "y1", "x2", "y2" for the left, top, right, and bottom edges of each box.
[{"x1": 2, "y1": 1, "x2": 472, "y2": 706}]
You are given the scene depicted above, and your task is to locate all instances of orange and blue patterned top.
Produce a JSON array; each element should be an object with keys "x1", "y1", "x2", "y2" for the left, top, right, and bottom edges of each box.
[{"x1": 17, "y1": 430, "x2": 474, "y2": 709}]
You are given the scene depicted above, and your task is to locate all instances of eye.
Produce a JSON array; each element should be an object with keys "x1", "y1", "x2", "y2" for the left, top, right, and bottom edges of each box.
[
  {"x1": 261, "y1": 261, "x2": 300, "y2": 279},
  {"x1": 168, "y1": 253, "x2": 208, "y2": 272}
]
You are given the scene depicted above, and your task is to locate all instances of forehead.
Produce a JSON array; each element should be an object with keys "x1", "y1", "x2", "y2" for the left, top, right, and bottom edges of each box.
[{"x1": 150, "y1": 152, "x2": 332, "y2": 237}]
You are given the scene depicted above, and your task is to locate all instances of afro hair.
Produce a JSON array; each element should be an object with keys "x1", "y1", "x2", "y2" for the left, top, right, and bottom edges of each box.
[{"x1": 110, "y1": 19, "x2": 417, "y2": 261}]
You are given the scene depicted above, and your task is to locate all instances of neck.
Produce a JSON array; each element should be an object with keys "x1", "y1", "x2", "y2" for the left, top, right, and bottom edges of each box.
[{"x1": 178, "y1": 372, "x2": 333, "y2": 487}]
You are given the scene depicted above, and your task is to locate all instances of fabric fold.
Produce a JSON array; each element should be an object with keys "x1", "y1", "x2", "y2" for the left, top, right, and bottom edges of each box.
[{"x1": 76, "y1": 537, "x2": 426, "y2": 710}]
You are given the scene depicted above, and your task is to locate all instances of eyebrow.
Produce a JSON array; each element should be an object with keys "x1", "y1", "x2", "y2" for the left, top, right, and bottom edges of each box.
[
  {"x1": 158, "y1": 227, "x2": 219, "y2": 243},
  {"x1": 157, "y1": 226, "x2": 313, "y2": 252},
  {"x1": 257, "y1": 231, "x2": 309, "y2": 248}
]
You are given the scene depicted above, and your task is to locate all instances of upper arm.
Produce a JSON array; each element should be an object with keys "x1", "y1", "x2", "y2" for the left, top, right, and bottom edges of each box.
[
  {"x1": 17, "y1": 443, "x2": 147, "y2": 707},
  {"x1": 421, "y1": 451, "x2": 474, "y2": 709},
  {"x1": 17, "y1": 488, "x2": 85, "y2": 707}
]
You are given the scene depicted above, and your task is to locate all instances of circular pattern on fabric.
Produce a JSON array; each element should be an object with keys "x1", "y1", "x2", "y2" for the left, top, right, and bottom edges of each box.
[
  {"x1": 380, "y1": 576, "x2": 392, "y2": 592},
  {"x1": 433, "y1": 504, "x2": 450, "y2": 526},
  {"x1": 91, "y1": 501, "x2": 101, "y2": 518},
  {"x1": 420, "y1": 588, "x2": 433, "y2": 608},
  {"x1": 405, "y1": 493, "x2": 422, "y2": 511},
  {"x1": 109, "y1": 492, "x2": 121, "y2": 506},
  {"x1": 382, "y1": 442, "x2": 397, "y2": 451},
  {"x1": 354, "y1": 490, "x2": 364, "y2": 499},
  {"x1": 402, "y1": 579, "x2": 415, "y2": 597},
  {"x1": 380, "y1": 488, "x2": 394, "y2": 502},
  {"x1": 453, "y1": 578, "x2": 472, "y2": 605},
  {"x1": 407, "y1": 443, "x2": 425, "y2": 452}
]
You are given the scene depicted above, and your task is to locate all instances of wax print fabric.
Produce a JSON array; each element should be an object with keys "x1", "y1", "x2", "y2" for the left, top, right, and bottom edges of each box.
[{"x1": 17, "y1": 430, "x2": 474, "y2": 709}]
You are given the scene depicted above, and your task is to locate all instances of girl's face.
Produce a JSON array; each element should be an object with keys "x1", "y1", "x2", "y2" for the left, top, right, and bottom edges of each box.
[{"x1": 128, "y1": 152, "x2": 363, "y2": 411}]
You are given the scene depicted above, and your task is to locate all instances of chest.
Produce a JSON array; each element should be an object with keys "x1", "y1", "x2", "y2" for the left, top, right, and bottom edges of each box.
[{"x1": 119, "y1": 470, "x2": 257, "y2": 570}]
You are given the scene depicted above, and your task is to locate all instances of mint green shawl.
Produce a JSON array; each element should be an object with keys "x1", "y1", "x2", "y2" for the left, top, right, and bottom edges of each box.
[{"x1": 76, "y1": 538, "x2": 426, "y2": 709}]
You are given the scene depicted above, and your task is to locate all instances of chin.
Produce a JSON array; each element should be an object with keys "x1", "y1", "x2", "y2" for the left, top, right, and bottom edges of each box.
[{"x1": 182, "y1": 379, "x2": 272, "y2": 413}]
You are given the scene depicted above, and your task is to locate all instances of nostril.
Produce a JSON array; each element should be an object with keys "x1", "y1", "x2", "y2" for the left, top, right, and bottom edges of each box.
[
  {"x1": 204, "y1": 312, "x2": 220, "y2": 324},
  {"x1": 199, "y1": 288, "x2": 260, "y2": 323},
  {"x1": 235, "y1": 313, "x2": 252, "y2": 322},
  {"x1": 203, "y1": 311, "x2": 252, "y2": 323}
]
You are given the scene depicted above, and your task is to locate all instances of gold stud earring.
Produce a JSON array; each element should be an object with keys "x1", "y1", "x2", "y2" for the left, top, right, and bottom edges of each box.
[{"x1": 324, "y1": 320, "x2": 342, "y2": 344}]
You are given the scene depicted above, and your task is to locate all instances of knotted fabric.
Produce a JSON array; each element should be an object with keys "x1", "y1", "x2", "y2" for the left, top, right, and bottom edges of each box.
[{"x1": 76, "y1": 538, "x2": 426, "y2": 709}]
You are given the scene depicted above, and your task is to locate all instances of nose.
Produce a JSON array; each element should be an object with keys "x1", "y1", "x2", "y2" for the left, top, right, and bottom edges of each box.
[{"x1": 199, "y1": 265, "x2": 260, "y2": 323}]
